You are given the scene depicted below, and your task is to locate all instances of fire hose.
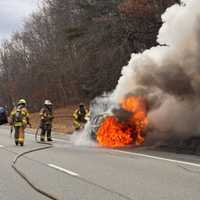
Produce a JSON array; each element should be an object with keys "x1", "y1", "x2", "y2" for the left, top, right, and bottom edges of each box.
[
  {"x1": 12, "y1": 128, "x2": 62, "y2": 200},
  {"x1": 35, "y1": 126, "x2": 40, "y2": 142},
  {"x1": 11, "y1": 127, "x2": 135, "y2": 200},
  {"x1": 11, "y1": 113, "x2": 87, "y2": 200}
]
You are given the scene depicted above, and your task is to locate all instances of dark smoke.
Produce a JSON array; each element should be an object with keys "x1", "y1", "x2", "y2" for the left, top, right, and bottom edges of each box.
[
  {"x1": 76, "y1": 0, "x2": 200, "y2": 147},
  {"x1": 111, "y1": 0, "x2": 200, "y2": 139}
]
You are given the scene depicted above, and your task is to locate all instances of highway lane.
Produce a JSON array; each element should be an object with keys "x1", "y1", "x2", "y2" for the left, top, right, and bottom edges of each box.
[
  {"x1": 0, "y1": 128, "x2": 49, "y2": 200},
  {"x1": 0, "y1": 126, "x2": 200, "y2": 200}
]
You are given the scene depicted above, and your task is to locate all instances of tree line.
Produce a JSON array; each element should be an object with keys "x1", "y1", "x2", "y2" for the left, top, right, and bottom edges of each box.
[{"x1": 0, "y1": 0, "x2": 178, "y2": 110}]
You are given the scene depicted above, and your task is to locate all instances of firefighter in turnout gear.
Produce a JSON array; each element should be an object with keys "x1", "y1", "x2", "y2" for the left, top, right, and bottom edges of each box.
[
  {"x1": 10, "y1": 99, "x2": 30, "y2": 146},
  {"x1": 73, "y1": 103, "x2": 90, "y2": 130},
  {"x1": 40, "y1": 100, "x2": 54, "y2": 142}
]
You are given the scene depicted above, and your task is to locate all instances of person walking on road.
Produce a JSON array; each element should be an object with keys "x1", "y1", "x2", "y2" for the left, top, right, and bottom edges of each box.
[
  {"x1": 40, "y1": 100, "x2": 54, "y2": 142},
  {"x1": 10, "y1": 99, "x2": 30, "y2": 146}
]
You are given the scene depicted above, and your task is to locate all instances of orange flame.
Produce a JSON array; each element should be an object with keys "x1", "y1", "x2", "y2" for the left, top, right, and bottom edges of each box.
[{"x1": 96, "y1": 96, "x2": 148, "y2": 148}]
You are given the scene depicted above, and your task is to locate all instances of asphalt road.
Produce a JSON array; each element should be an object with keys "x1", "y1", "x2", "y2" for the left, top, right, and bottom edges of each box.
[{"x1": 0, "y1": 126, "x2": 200, "y2": 200}]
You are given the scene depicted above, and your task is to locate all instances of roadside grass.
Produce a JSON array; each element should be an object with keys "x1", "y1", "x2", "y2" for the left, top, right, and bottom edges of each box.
[{"x1": 30, "y1": 106, "x2": 77, "y2": 134}]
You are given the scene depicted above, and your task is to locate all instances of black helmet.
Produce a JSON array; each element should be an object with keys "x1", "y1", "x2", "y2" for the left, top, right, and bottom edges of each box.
[{"x1": 79, "y1": 103, "x2": 84, "y2": 107}]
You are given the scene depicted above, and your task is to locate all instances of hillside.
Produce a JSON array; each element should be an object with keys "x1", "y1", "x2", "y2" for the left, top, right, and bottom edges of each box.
[
  {"x1": 30, "y1": 106, "x2": 77, "y2": 133},
  {"x1": 0, "y1": 0, "x2": 179, "y2": 109}
]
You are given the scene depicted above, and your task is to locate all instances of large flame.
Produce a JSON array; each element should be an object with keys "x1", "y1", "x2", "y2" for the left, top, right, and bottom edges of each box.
[{"x1": 96, "y1": 96, "x2": 148, "y2": 148}]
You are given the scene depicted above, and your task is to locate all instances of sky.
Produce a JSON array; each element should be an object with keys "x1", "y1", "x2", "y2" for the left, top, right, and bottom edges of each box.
[{"x1": 0, "y1": 0, "x2": 40, "y2": 41}]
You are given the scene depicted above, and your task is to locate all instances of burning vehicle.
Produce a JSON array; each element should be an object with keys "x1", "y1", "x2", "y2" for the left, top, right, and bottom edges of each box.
[{"x1": 89, "y1": 96, "x2": 148, "y2": 148}]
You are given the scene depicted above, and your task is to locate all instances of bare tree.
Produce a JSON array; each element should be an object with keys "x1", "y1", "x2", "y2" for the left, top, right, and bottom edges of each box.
[{"x1": 0, "y1": 0, "x2": 179, "y2": 110}]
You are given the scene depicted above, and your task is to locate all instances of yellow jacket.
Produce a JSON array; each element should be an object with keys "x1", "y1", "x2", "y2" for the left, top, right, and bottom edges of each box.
[
  {"x1": 40, "y1": 107, "x2": 54, "y2": 125},
  {"x1": 10, "y1": 106, "x2": 29, "y2": 127},
  {"x1": 73, "y1": 109, "x2": 90, "y2": 121}
]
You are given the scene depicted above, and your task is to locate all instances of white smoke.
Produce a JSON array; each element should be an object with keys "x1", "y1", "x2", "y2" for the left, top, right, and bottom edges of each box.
[
  {"x1": 71, "y1": 94, "x2": 114, "y2": 146},
  {"x1": 74, "y1": 0, "x2": 200, "y2": 145},
  {"x1": 71, "y1": 122, "x2": 97, "y2": 146},
  {"x1": 111, "y1": 0, "x2": 200, "y2": 139}
]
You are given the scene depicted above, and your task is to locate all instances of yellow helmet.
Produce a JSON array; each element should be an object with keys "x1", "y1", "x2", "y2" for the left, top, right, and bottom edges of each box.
[{"x1": 18, "y1": 99, "x2": 27, "y2": 105}]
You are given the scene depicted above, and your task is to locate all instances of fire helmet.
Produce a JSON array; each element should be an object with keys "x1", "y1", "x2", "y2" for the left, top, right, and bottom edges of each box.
[
  {"x1": 79, "y1": 103, "x2": 85, "y2": 107},
  {"x1": 18, "y1": 99, "x2": 27, "y2": 105},
  {"x1": 44, "y1": 100, "x2": 53, "y2": 106}
]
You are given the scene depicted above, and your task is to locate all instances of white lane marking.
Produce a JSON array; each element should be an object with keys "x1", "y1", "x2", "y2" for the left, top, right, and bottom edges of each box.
[
  {"x1": 113, "y1": 150, "x2": 200, "y2": 168},
  {"x1": 48, "y1": 164, "x2": 80, "y2": 177},
  {"x1": 0, "y1": 145, "x2": 4, "y2": 148}
]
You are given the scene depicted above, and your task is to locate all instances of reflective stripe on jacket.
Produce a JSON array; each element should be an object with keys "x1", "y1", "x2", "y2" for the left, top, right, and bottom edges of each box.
[{"x1": 10, "y1": 107, "x2": 29, "y2": 127}]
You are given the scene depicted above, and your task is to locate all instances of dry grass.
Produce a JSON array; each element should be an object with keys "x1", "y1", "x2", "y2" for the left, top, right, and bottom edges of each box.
[{"x1": 30, "y1": 105, "x2": 78, "y2": 134}]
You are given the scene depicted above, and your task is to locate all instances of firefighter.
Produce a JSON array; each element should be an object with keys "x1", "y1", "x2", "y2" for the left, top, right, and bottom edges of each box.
[
  {"x1": 40, "y1": 100, "x2": 54, "y2": 142},
  {"x1": 10, "y1": 99, "x2": 30, "y2": 146},
  {"x1": 73, "y1": 103, "x2": 89, "y2": 130}
]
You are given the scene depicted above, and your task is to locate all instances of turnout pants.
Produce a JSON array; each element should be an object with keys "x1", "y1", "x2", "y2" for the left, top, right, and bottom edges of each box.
[
  {"x1": 73, "y1": 118, "x2": 87, "y2": 130},
  {"x1": 15, "y1": 126, "x2": 25, "y2": 143},
  {"x1": 40, "y1": 123, "x2": 52, "y2": 141}
]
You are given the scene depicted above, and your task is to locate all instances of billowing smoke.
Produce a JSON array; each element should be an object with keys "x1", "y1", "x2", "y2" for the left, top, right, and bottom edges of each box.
[
  {"x1": 75, "y1": 0, "x2": 200, "y2": 146},
  {"x1": 110, "y1": 0, "x2": 200, "y2": 140}
]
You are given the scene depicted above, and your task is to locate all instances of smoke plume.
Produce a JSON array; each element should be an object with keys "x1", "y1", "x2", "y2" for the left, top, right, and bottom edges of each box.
[
  {"x1": 110, "y1": 0, "x2": 200, "y2": 139},
  {"x1": 75, "y1": 0, "x2": 200, "y2": 146}
]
